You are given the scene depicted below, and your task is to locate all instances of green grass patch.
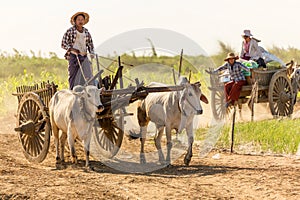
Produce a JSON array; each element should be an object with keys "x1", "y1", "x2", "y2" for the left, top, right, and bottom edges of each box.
[{"x1": 202, "y1": 118, "x2": 300, "y2": 154}]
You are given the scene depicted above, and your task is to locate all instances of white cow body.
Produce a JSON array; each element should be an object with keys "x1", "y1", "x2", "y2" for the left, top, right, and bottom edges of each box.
[
  {"x1": 49, "y1": 85, "x2": 104, "y2": 167},
  {"x1": 132, "y1": 77, "x2": 208, "y2": 165}
]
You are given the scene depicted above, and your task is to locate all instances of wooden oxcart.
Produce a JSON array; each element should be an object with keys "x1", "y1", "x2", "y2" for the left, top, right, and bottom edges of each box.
[
  {"x1": 208, "y1": 65, "x2": 298, "y2": 121},
  {"x1": 12, "y1": 57, "x2": 184, "y2": 163}
]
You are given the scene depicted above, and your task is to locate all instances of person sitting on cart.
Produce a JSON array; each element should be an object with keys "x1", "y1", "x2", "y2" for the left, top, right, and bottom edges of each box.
[
  {"x1": 61, "y1": 11, "x2": 95, "y2": 90},
  {"x1": 210, "y1": 52, "x2": 250, "y2": 108},
  {"x1": 240, "y1": 29, "x2": 266, "y2": 68}
]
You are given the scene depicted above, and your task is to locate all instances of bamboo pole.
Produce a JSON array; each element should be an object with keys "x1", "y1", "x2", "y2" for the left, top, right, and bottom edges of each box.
[
  {"x1": 231, "y1": 105, "x2": 237, "y2": 153},
  {"x1": 178, "y1": 49, "x2": 183, "y2": 78},
  {"x1": 172, "y1": 68, "x2": 176, "y2": 85}
]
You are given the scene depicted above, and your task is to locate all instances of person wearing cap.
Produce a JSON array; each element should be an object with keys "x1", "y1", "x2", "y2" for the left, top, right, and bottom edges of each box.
[
  {"x1": 61, "y1": 12, "x2": 95, "y2": 89},
  {"x1": 240, "y1": 29, "x2": 266, "y2": 68},
  {"x1": 211, "y1": 52, "x2": 250, "y2": 108}
]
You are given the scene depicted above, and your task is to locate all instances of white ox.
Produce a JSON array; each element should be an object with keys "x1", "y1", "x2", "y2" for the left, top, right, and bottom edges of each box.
[
  {"x1": 129, "y1": 77, "x2": 208, "y2": 166},
  {"x1": 49, "y1": 85, "x2": 104, "y2": 167}
]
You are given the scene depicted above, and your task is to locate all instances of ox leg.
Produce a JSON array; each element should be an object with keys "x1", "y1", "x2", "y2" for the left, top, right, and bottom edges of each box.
[
  {"x1": 67, "y1": 124, "x2": 77, "y2": 164},
  {"x1": 140, "y1": 126, "x2": 147, "y2": 164},
  {"x1": 83, "y1": 127, "x2": 92, "y2": 168},
  {"x1": 184, "y1": 123, "x2": 193, "y2": 166},
  {"x1": 52, "y1": 124, "x2": 61, "y2": 164},
  {"x1": 60, "y1": 132, "x2": 67, "y2": 163},
  {"x1": 154, "y1": 127, "x2": 165, "y2": 164},
  {"x1": 165, "y1": 126, "x2": 173, "y2": 165},
  {"x1": 83, "y1": 140, "x2": 90, "y2": 167}
]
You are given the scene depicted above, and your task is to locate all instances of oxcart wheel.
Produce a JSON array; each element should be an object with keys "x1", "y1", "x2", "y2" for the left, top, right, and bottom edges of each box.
[
  {"x1": 93, "y1": 110, "x2": 124, "y2": 158},
  {"x1": 211, "y1": 88, "x2": 227, "y2": 120},
  {"x1": 268, "y1": 71, "x2": 294, "y2": 117},
  {"x1": 16, "y1": 92, "x2": 50, "y2": 163}
]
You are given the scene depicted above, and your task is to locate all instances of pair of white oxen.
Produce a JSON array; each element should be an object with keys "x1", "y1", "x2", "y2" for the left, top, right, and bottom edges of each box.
[{"x1": 49, "y1": 77, "x2": 208, "y2": 168}]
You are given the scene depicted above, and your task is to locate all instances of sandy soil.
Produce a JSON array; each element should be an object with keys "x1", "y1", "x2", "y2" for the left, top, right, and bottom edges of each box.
[{"x1": 1, "y1": 109, "x2": 300, "y2": 200}]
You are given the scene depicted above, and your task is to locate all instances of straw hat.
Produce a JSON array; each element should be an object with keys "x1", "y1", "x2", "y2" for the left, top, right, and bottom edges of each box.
[
  {"x1": 70, "y1": 12, "x2": 89, "y2": 25},
  {"x1": 224, "y1": 52, "x2": 239, "y2": 61},
  {"x1": 241, "y1": 29, "x2": 253, "y2": 37}
]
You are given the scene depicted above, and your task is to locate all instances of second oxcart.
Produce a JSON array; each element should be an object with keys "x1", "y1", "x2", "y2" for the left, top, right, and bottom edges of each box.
[{"x1": 208, "y1": 61, "x2": 300, "y2": 121}]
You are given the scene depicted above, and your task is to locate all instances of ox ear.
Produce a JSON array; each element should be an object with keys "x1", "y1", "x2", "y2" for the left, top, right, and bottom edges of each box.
[{"x1": 200, "y1": 94, "x2": 209, "y2": 104}]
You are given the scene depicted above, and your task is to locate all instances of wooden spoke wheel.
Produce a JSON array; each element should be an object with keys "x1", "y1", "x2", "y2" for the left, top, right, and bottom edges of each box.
[
  {"x1": 16, "y1": 92, "x2": 51, "y2": 163},
  {"x1": 92, "y1": 109, "x2": 124, "y2": 158},
  {"x1": 211, "y1": 88, "x2": 227, "y2": 120},
  {"x1": 268, "y1": 71, "x2": 294, "y2": 117}
]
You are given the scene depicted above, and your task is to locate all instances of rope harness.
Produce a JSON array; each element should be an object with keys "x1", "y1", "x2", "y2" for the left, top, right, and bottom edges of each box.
[
  {"x1": 79, "y1": 97, "x2": 95, "y2": 123},
  {"x1": 73, "y1": 88, "x2": 100, "y2": 123},
  {"x1": 75, "y1": 54, "x2": 89, "y2": 85}
]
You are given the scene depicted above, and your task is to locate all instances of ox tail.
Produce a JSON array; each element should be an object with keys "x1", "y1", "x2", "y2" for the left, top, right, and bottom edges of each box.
[
  {"x1": 49, "y1": 93, "x2": 59, "y2": 129},
  {"x1": 127, "y1": 130, "x2": 142, "y2": 140}
]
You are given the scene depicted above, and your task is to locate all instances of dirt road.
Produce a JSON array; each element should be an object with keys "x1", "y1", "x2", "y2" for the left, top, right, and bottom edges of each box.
[{"x1": 0, "y1": 112, "x2": 300, "y2": 200}]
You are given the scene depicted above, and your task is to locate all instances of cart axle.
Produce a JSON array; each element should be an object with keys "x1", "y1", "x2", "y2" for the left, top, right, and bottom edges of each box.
[{"x1": 14, "y1": 121, "x2": 35, "y2": 136}]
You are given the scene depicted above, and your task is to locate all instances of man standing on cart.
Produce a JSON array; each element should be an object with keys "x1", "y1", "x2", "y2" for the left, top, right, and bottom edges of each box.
[
  {"x1": 61, "y1": 12, "x2": 95, "y2": 89},
  {"x1": 210, "y1": 53, "x2": 250, "y2": 108}
]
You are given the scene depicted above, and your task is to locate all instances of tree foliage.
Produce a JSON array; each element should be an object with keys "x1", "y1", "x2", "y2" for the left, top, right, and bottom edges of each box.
[{"x1": 210, "y1": 41, "x2": 235, "y2": 67}]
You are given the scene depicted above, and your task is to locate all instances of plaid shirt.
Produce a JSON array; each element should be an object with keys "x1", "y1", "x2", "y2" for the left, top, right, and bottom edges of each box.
[
  {"x1": 214, "y1": 61, "x2": 250, "y2": 82},
  {"x1": 61, "y1": 26, "x2": 94, "y2": 53}
]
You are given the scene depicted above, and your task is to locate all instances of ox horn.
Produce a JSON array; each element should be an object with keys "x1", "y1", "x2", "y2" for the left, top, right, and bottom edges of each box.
[
  {"x1": 188, "y1": 70, "x2": 192, "y2": 83},
  {"x1": 178, "y1": 49, "x2": 183, "y2": 78}
]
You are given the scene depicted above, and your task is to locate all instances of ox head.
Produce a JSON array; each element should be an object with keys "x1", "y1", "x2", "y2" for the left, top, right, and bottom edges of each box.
[
  {"x1": 73, "y1": 85, "x2": 104, "y2": 113},
  {"x1": 178, "y1": 77, "x2": 208, "y2": 116}
]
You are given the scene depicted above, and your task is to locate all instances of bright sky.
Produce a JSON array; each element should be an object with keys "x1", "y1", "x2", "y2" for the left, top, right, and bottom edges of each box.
[{"x1": 1, "y1": 0, "x2": 300, "y2": 57}]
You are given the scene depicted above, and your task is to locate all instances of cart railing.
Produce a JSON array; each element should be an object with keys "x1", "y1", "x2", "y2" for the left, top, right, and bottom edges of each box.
[
  {"x1": 251, "y1": 69, "x2": 285, "y2": 86},
  {"x1": 12, "y1": 81, "x2": 57, "y2": 108}
]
